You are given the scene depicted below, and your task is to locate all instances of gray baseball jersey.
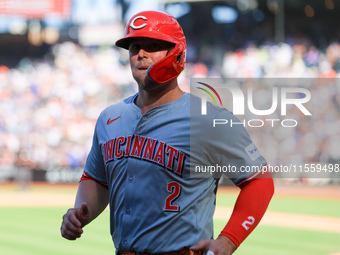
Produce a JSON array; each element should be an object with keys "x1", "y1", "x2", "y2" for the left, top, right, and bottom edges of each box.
[{"x1": 84, "y1": 92, "x2": 266, "y2": 253}]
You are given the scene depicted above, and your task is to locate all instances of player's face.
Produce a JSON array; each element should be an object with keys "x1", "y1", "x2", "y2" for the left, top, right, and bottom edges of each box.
[{"x1": 129, "y1": 38, "x2": 173, "y2": 88}]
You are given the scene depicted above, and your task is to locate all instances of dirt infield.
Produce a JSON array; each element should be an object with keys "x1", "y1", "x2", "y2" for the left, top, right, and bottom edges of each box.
[
  {"x1": 1, "y1": 182, "x2": 340, "y2": 234},
  {"x1": 1, "y1": 182, "x2": 339, "y2": 207},
  {"x1": 0, "y1": 189, "x2": 75, "y2": 207},
  {"x1": 0, "y1": 182, "x2": 77, "y2": 207}
]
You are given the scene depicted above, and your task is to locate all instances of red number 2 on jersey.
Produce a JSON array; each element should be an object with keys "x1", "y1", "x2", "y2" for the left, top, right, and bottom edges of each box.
[{"x1": 164, "y1": 182, "x2": 181, "y2": 212}]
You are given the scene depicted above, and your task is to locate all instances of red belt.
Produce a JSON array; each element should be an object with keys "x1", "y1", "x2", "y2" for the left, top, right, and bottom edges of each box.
[{"x1": 118, "y1": 248, "x2": 203, "y2": 255}]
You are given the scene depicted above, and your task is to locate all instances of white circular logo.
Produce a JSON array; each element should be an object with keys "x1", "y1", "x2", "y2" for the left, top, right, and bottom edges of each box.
[{"x1": 130, "y1": 15, "x2": 148, "y2": 30}]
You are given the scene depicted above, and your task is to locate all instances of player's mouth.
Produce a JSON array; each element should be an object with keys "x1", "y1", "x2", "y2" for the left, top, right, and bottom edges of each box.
[{"x1": 138, "y1": 65, "x2": 149, "y2": 70}]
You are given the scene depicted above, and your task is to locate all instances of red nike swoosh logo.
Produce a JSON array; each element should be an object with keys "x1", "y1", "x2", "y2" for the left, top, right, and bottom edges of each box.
[{"x1": 107, "y1": 116, "x2": 120, "y2": 125}]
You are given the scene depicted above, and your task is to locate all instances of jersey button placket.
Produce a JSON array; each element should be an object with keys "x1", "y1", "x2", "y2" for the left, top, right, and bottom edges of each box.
[
  {"x1": 134, "y1": 115, "x2": 142, "y2": 134},
  {"x1": 125, "y1": 175, "x2": 133, "y2": 215},
  {"x1": 123, "y1": 239, "x2": 128, "y2": 248},
  {"x1": 120, "y1": 157, "x2": 136, "y2": 245}
]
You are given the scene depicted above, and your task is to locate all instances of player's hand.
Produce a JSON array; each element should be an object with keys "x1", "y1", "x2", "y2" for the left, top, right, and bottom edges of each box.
[
  {"x1": 190, "y1": 235, "x2": 237, "y2": 255},
  {"x1": 60, "y1": 202, "x2": 91, "y2": 240}
]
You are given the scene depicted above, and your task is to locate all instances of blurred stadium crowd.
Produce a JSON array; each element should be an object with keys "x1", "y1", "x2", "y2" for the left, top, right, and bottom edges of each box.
[{"x1": 0, "y1": 41, "x2": 340, "y2": 183}]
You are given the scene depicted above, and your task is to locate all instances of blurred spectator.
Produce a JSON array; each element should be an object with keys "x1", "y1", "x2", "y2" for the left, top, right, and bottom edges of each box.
[
  {"x1": 0, "y1": 42, "x2": 136, "y2": 174},
  {"x1": 14, "y1": 147, "x2": 35, "y2": 191}
]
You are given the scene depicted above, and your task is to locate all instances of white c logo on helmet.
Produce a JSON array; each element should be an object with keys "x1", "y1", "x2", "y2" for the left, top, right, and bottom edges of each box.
[{"x1": 130, "y1": 15, "x2": 147, "y2": 30}]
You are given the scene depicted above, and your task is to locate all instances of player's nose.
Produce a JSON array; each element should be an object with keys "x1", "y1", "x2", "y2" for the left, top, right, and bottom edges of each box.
[{"x1": 137, "y1": 48, "x2": 149, "y2": 59}]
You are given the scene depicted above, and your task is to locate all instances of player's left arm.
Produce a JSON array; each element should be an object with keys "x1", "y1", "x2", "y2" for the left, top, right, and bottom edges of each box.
[{"x1": 191, "y1": 171, "x2": 274, "y2": 255}]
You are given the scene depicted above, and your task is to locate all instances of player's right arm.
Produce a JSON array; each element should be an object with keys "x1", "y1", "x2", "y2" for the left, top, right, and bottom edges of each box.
[{"x1": 60, "y1": 179, "x2": 109, "y2": 240}]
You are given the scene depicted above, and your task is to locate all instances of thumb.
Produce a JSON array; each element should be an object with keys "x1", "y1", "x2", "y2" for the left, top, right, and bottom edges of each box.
[
  {"x1": 190, "y1": 239, "x2": 210, "y2": 251},
  {"x1": 80, "y1": 202, "x2": 89, "y2": 216},
  {"x1": 75, "y1": 203, "x2": 90, "y2": 228}
]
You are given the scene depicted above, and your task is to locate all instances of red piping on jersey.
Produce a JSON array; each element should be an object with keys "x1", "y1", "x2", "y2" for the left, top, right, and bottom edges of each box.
[
  {"x1": 80, "y1": 171, "x2": 108, "y2": 189},
  {"x1": 235, "y1": 164, "x2": 268, "y2": 188}
]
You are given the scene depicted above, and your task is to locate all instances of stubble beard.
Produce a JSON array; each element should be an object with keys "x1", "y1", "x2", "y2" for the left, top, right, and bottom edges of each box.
[{"x1": 136, "y1": 73, "x2": 164, "y2": 92}]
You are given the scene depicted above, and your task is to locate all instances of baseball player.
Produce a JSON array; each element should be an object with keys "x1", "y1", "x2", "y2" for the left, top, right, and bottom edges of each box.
[{"x1": 60, "y1": 10, "x2": 274, "y2": 255}]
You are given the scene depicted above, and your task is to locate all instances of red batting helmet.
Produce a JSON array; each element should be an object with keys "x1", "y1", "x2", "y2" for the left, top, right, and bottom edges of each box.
[{"x1": 115, "y1": 10, "x2": 186, "y2": 84}]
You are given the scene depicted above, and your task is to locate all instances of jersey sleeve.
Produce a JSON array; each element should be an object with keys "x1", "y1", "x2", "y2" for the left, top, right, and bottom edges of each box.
[
  {"x1": 205, "y1": 109, "x2": 267, "y2": 186},
  {"x1": 83, "y1": 118, "x2": 108, "y2": 186}
]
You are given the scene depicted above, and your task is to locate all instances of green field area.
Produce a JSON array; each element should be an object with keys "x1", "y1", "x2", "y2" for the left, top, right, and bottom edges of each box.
[
  {"x1": 0, "y1": 207, "x2": 113, "y2": 255},
  {"x1": 0, "y1": 207, "x2": 339, "y2": 255},
  {"x1": 0, "y1": 185, "x2": 339, "y2": 255}
]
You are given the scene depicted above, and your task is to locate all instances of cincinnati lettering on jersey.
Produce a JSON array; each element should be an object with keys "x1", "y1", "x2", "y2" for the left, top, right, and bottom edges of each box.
[{"x1": 101, "y1": 135, "x2": 186, "y2": 176}]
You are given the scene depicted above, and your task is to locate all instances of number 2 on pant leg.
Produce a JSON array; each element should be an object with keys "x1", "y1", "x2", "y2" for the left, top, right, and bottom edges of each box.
[
  {"x1": 242, "y1": 216, "x2": 255, "y2": 230},
  {"x1": 164, "y1": 182, "x2": 181, "y2": 212}
]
